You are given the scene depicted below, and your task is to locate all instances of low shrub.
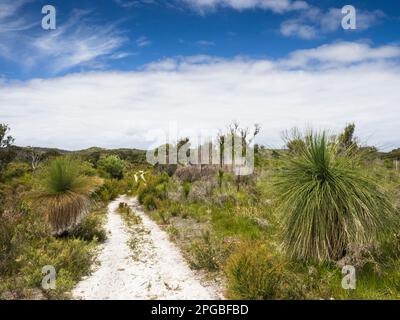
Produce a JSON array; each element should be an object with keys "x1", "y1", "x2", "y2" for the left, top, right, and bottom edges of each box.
[
  {"x1": 16, "y1": 237, "x2": 96, "y2": 299},
  {"x1": 70, "y1": 208, "x2": 107, "y2": 242},
  {"x1": 169, "y1": 202, "x2": 183, "y2": 217},
  {"x1": 137, "y1": 173, "x2": 169, "y2": 210},
  {"x1": 188, "y1": 231, "x2": 231, "y2": 272},
  {"x1": 182, "y1": 182, "x2": 191, "y2": 199},
  {"x1": 0, "y1": 209, "x2": 98, "y2": 299},
  {"x1": 225, "y1": 242, "x2": 294, "y2": 299},
  {"x1": 96, "y1": 179, "x2": 123, "y2": 202}
]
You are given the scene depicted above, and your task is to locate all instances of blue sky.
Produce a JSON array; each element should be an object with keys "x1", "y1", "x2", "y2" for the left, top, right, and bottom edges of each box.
[
  {"x1": 1, "y1": 0, "x2": 399, "y2": 78},
  {"x1": 0, "y1": 0, "x2": 400, "y2": 150}
]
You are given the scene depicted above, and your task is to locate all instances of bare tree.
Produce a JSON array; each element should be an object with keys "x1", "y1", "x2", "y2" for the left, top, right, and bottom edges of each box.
[{"x1": 27, "y1": 146, "x2": 43, "y2": 171}]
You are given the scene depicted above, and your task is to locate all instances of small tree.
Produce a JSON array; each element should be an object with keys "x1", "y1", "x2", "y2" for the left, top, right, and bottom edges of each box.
[
  {"x1": 0, "y1": 124, "x2": 15, "y2": 175},
  {"x1": 27, "y1": 146, "x2": 43, "y2": 171}
]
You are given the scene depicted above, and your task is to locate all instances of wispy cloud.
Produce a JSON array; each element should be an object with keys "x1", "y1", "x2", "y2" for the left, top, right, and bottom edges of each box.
[
  {"x1": 178, "y1": 0, "x2": 384, "y2": 39},
  {"x1": 196, "y1": 40, "x2": 215, "y2": 47},
  {"x1": 1, "y1": 42, "x2": 399, "y2": 151},
  {"x1": 114, "y1": 0, "x2": 156, "y2": 8},
  {"x1": 136, "y1": 36, "x2": 152, "y2": 47},
  {"x1": 181, "y1": 0, "x2": 308, "y2": 13},
  {"x1": 0, "y1": 6, "x2": 127, "y2": 74},
  {"x1": 0, "y1": 0, "x2": 37, "y2": 63},
  {"x1": 280, "y1": 7, "x2": 385, "y2": 39},
  {"x1": 31, "y1": 10, "x2": 127, "y2": 73},
  {"x1": 0, "y1": 0, "x2": 31, "y2": 20}
]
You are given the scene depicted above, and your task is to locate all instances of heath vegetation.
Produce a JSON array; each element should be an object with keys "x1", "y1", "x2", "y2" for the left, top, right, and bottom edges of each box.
[{"x1": 1, "y1": 122, "x2": 399, "y2": 299}]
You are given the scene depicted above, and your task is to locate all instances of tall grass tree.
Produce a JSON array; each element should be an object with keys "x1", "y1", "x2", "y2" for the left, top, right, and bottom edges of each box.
[{"x1": 275, "y1": 130, "x2": 397, "y2": 262}]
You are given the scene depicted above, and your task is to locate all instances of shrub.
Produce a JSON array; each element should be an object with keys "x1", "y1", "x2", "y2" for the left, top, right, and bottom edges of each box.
[
  {"x1": 225, "y1": 242, "x2": 289, "y2": 299},
  {"x1": 70, "y1": 208, "x2": 107, "y2": 242},
  {"x1": 0, "y1": 211, "x2": 50, "y2": 275},
  {"x1": 182, "y1": 182, "x2": 191, "y2": 199},
  {"x1": 137, "y1": 173, "x2": 169, "y2": 210},
  {"x1": 97, "y1": 155, "x2": 124, "y2": 180},
  {"x1": 143, "y1": 194, "x2": 158, "y2": 210},
  {"x1": 96, "y1": 179, "x2": 123, "y2": 202},
  {"x1": 157, "y1": 209, "x2": 170, "y2": 225},
  {"x1": 169, "y1": 202, "x2": 183, "y2": 217},
  {"x1": 188, "y1": 231, "x2": 230, "y2": 271},
  {"x1": 16, "y1": 237, "x2": 96, "y2": 299},
  {"x1": 275, "y1": 131, "x2": 398, "y2": 262},
  {"x1": 31, "y1": 157, "x2": 103, "y2": 235}
]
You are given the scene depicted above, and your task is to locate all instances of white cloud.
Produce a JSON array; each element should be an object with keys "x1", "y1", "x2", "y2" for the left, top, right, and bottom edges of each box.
[
  {"x1": 280, "y1": 7, "x2": 384, "y2": 39},
  {"x1": 1, "y1": 42, "x2": 399, "y2": 151},
  {"x1": 282, "y1": 41, "x2": 400, "y2": 68},
  {"x1": 181, "y1": 0, "x2": 308, "y2": 13},
  {"x1": 280, "y1": 20, "x2": 316, "y2": 39},
  {"x1": 180, "y1": 0, "x2": 384, "y2": 39}
]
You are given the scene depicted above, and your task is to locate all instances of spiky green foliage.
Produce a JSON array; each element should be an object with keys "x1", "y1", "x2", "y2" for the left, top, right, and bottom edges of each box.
[
  {"x1": 275, "y1": 131, "x2": 397, "y2": 262},
  {"x1": 32, "y1": 158, "x2": 102, "y2": 235}
]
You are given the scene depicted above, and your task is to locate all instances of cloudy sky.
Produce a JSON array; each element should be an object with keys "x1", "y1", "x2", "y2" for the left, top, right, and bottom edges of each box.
[{"x1": 0, "y1": 0, "x2": 399, "y2": 150}]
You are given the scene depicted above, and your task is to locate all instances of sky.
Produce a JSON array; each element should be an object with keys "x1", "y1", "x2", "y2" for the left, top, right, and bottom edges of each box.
[{"x1": 0, "y1": 0, "x2": 399, "y2": 150}]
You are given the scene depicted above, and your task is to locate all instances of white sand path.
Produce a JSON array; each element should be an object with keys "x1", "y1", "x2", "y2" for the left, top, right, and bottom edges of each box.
[{"x1": 72, "y1": 195, "x2": 222, "y2": 300}]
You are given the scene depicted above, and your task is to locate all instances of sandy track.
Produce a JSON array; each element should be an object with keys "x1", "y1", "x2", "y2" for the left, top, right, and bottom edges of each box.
[{"x1": 72, "y1": 195, "x2": 222, "y2": 300}]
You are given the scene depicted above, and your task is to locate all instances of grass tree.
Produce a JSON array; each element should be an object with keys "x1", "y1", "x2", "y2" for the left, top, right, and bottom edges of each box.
[
  {"x1": 32, "y1": 157, "x2": 102, "y2": 236},
  {"x1": 275, "y1": 130, "x2": 397, "y2": 262}
]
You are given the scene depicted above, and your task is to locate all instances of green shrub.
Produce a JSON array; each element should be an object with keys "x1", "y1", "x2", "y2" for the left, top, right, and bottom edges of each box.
[
  {"x1": 137, "y1": 173, "x2": 169, "y2": 210},
  {"x1": 225, "y1": 242, "x2": 291, "y2": 299},
  {"x1": 0, "y1": 208, "x2": 98, "y2": 299},
  {"x1": 96, "y1": 179, "x2": 122, "y2": 202},
  {"x1": 188, "y1": 231, "x2": 230, "y2": 271},
  {"x1": 143, "y1": 194, "x2": 158, "y2": 210},
  {"x1": 70, "y1": 208, "x2": 107, "y2": 242},
  {"x1": 16, "y1": 237, "x2": 96, "y2": 299},
  {"x1": 97, "y1": 155, "x2": 124, "y2": 179},
  {"x1": 182, "y1": 182, "x2": 191, "y2": 199},
  {"x1": 169, "y1": 202, "x2": 183, "y2": 217},
  {"x1": 0, "y1": 211, "x2": 50, "y2": 276}
]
